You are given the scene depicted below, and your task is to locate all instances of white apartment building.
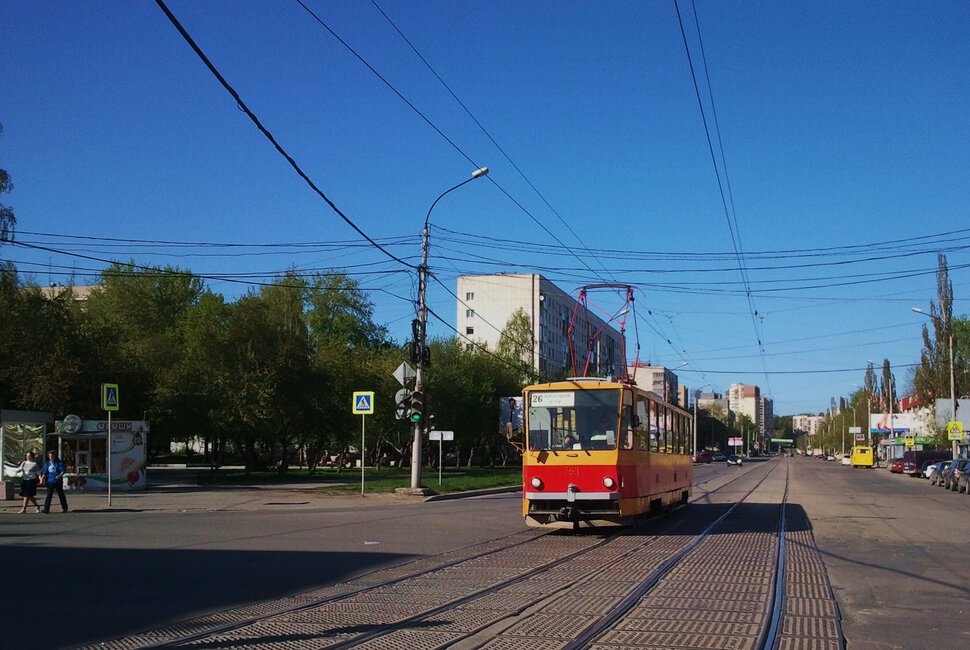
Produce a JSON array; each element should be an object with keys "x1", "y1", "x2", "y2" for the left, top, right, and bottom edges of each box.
[
  {"x1": 626, "y1": 363, "x2": 681, "y2": 406},
  {"x1": 455, "y1": 274, "x2": 625, "y2": 377},
  {"x1": 791, "y1": 414, "x2": 822, "y2": 438},
  {"x1": 728, "y1": 383, "x2": 761, "y2": 432}
]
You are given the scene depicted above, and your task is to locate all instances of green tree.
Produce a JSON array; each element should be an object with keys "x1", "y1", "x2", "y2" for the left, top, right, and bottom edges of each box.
[
  {"x1": 496, "y1": 308, "x2": 534, "y2": 381},
  {"x1": 0, "y1": 123, "x2": 16, "y2": 241},
  {"x1": 82, "y1": 262, "x2": 204, "y2": 453},
  {"x1": 0, "y1": 276, "x2": 91, "y2": 414}
]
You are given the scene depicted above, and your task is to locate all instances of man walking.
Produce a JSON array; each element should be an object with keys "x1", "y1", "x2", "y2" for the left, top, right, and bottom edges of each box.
[{"x1": 42, "y1": 449, "x2": 69, "y2": 513}]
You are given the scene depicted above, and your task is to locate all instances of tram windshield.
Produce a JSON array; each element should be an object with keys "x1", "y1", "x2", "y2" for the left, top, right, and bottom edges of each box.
[{"x1": 527, "y1": 389, "x2": 620, "y2": 451}]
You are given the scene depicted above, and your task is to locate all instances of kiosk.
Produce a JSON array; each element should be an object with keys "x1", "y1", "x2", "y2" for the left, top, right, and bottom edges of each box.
[{"x1": 52, "y1": 417, "x2": 148, "y2": 490}]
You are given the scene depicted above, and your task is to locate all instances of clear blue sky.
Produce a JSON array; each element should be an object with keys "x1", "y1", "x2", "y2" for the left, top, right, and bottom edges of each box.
[{"x1": 2, "y1": 1, "x2": 969, "y2": 415}]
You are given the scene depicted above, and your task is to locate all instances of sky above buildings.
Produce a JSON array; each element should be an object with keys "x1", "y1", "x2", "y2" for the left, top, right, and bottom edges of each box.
[{"x1": 2, "y1": 1, "x2": 969, "y2": 415}]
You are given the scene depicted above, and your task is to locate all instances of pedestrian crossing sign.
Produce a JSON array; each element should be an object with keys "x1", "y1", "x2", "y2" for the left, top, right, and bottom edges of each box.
[
  {"x1": 947, "y1": 421, "x2": 964, "y2": 441},
  {"x1": 101, "y1": 383, "x2": 120, "y2": 412},
  {"x1": 353, "y1": 391, "x2": 375, "y2": 415}
]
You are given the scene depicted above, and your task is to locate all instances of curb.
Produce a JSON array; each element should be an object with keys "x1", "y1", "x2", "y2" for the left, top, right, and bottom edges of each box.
[{"x1": 423, "y1": 485, "x2": 521, "y2": 502}]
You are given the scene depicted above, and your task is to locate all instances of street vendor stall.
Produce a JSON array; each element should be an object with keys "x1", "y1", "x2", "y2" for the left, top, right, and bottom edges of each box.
[{"x1": 52, "y1": 416, "x2": 148, "y2": 490}]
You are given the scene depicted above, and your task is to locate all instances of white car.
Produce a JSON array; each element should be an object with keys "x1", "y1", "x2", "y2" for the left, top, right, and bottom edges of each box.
[{"x1": 841, "y1": 456, "x2": 852, "y2": 465}]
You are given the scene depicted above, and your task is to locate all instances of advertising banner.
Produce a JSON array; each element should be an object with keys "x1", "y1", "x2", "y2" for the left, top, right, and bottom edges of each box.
[{"x1": 869, "y1": 413, "x2": 914, "y2": 434}]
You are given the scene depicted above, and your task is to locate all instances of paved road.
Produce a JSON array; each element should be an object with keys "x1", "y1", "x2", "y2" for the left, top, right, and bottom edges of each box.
[{"x1": 2, "y1": 460, "x2": 968, "y2": 648}]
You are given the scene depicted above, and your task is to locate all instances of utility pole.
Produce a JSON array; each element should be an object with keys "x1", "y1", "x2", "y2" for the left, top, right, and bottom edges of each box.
[{"x1": 411, "y1": 167, "x2": 489, "y2": 489}]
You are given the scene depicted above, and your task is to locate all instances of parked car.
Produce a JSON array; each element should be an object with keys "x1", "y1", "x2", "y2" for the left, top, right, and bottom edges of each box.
[
  {"x1": 945, "y1": 459, "x2": 970, "y2": 491},
  {"x1": 826, "y1": 454, "x2": 836, "y2": 462},
  {"x1": 889, "y1": 459, "x2": 904, "y2": 473},
  {"x1": 714, "y1": 453, "x2": 727, "y2": 462},
  {"x1": 918, "y1": 459, "x2": 938, "y2": 478},
  {"x1": 841, "y1": 456, "x2": 852, "y2": 465},
  {"x1": 941, "y1": 459, "x2": 970, "y2": 490},
  {"x1": 928, "y1": 461, "x2": 951, "y2": 485},
  {"x1": 694, "y1": 451, "x2": 714, "y2": 464},
  {"x1": 958, "y1": 466, "x2": 970, "y2": 494}
]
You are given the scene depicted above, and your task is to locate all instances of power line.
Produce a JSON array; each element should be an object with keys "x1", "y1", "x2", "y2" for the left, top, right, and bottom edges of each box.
[{"x1": 153, "y1": 0, "x2": 414, "y2": 270}]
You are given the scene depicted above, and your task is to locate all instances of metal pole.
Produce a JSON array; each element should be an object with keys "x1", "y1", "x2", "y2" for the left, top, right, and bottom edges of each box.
[
  {"x1": 107, "y1": 409, "x2": 112, "y2": 507},
  {"x1": 439, "y1": 437, "x2": 443, "y2": 486},
  {"x1": 361, "y1": 413, "x2": 366, "y2": 496},
  {"x1": 692, "y1": 399, "x2": 697, "y2": 458},
  {"x1": 411, "y1": 224, "x2": 429, "y2": 489},
  {"x1": 950, "y1": 331, "x2": 958, "y2": 460},
  {"x1": 411, "y1": 168, "x2": 488, "y2": 490}
]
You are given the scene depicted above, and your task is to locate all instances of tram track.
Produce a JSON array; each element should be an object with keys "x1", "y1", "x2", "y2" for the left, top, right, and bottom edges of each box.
[{"x1": 81, "y1": 459, "x2": 841, "y2": 650}]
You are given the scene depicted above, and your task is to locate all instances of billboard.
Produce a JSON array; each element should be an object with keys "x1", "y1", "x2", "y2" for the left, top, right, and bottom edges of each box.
[
  {"x1": 501, "y1": 396, "x2": 524, "y2": 435},
  {"x1": 869, "y1": 413, "x2": 915, "y2": 434}
]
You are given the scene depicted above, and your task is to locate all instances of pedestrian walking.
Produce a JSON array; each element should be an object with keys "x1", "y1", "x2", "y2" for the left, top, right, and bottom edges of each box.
[
  {"x1": 42, "y1": 449, "x2": 69, "y2": 514},
  {"x1": 16, "y1": 451, "x2": 42, "y2": 513}
]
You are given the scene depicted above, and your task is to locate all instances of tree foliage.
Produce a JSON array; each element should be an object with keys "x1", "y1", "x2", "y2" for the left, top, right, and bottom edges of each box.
[
  {"x1": 912, "y1": 254, "x2": 969, "y2": 408},
  {"x1": 0, "y1": 123, "x2": 17, "y2": 241},
  {"x1": 1, "y1": 264, "x2": 525, "y2": 481}
]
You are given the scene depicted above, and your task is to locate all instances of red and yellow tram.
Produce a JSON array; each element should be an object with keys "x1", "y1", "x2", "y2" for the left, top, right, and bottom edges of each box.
[{"x1": 522, "y1": 377, "x2": 693, "y2": 528}]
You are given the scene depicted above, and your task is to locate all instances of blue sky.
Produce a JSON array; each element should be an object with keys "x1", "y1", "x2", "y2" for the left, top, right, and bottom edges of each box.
[{"x1": 2, "y1": 1, "x2": 969, "y2": 415}]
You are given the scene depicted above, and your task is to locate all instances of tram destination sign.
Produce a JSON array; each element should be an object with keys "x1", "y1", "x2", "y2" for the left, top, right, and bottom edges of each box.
[{"x1": 529, "y1": 392, "x2": 575, "y2": 407}]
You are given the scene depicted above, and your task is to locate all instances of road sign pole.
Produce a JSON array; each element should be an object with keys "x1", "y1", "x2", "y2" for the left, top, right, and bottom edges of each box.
[
  {"x1": 361, "y1": 414, "x2": 366, "y2": 497},
  {"x1": 107, "y1": 409, "x2": 112, "y2": 507}
]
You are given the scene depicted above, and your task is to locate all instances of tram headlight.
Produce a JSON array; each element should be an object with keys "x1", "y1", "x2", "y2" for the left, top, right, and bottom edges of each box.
[
  {"x1": 603, "y1": 477, "x2": 616, "y2": 490},
  {"x1": 530, "y1": 477, "x2": 543, "y2": 489}
]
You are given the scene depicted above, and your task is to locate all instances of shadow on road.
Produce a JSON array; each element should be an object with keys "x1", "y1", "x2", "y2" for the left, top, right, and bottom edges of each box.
[{"x1": 0, "y1": 545, "x2": 416, "y2": 648}]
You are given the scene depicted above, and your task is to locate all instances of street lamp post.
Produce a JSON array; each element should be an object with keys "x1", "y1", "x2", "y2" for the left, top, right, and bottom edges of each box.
[
  {"x1": 411, "y1": 167, "x2": 489, "y2": 489},
  {"x1": 843, "y1": 405, "x2": 855, "y2": 456},
  {"x1": 691, "y1": 383, "x2": 712, "y2": 459},
  {"x1": 912, "y1": 307, "x2": 958, "y2": 461}
]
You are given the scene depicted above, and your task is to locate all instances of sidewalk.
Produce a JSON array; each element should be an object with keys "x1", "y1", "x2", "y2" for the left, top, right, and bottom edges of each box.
[{"x1": 1, "y1": 468, "x2": 520, "y2": 514}]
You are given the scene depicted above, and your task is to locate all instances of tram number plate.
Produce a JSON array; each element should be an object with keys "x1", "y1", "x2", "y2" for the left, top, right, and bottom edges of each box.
[{"x1": 530, "y1": 392, "x2": 575, "y2": 407}]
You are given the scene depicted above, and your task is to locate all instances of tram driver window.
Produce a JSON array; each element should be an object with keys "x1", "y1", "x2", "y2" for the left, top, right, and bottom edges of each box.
[{"x1": 527, "y1": 408, "x2": 552, "y2": 450}]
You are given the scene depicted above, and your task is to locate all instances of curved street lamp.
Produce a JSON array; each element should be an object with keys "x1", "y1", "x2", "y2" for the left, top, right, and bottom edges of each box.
[{"x1": 410, "y1": 167, "x2": 489, "y2": 489}]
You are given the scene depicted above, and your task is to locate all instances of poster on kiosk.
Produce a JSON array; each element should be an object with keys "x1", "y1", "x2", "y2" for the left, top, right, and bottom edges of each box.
[{"x1": 53, "y1": 417, "x2": 148, "y2": 491}]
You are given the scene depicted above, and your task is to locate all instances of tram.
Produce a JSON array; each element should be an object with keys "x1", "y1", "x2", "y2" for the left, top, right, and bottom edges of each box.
[{"x1": 521, "y1": 377, "x2": 693, "y2": 528}]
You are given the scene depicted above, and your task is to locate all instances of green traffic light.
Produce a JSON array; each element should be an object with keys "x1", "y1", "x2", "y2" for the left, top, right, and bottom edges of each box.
[{"x1": 410, "y1": 411, "x2": 422, "y2": 423}]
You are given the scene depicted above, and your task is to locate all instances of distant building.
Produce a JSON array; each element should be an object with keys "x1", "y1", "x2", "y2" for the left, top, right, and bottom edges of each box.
[
  {"x1": 697, "y1": 391, "x2": 734, "y2": 426},
  {"x1": 760, "y1": 396, "x2": 774, "y2": 438},
  {"x1": 792, "y1": 414, "x2": 822, "y2": 438},
  {"x1": 455, "y1": 274, "x2": 625, "y2": 377},
  {"x1": 728, "y1": 383, "x2": 761, "y2": 430},
  {"x1": 626, "y1": 363, "x2": 681, "y2": 405},
  {"x1": 39, "y1": 283, "x2": 99, "y2": 306}
]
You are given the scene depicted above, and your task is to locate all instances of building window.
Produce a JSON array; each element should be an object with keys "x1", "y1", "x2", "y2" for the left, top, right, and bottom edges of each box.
[
  {"x1": 465, "y1": 309, "x2": 475, "y2": 318},
  {"x1": 466, "y1": 326, "x2": 474, "y2": 335},
  {"x1": 466, "y1": 292, "x2": 474, "y2": 301}
]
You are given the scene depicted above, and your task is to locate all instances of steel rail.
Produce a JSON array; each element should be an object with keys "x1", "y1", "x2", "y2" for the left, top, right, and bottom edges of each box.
[
  {"x1": 559, "y1": 461, "x2": 780, "y2": 650},
  {"x1": 89, "y1": 463, "x2": 767, "y2": 650}
]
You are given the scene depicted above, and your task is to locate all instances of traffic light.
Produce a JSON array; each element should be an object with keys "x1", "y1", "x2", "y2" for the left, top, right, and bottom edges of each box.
[{"x1": 409, "y1": 390, "x2": 425, "y2": 424}]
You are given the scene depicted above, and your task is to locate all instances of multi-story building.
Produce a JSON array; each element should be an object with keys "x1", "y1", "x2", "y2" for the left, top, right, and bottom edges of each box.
[
  {"x1": 728, "y1": 383, "x2": 761, "y2": 433},
  {"x1": 625, "y1": 363, "x2": 681, "y2": 405},
  {"x1": 697, "y1": 392, "x2": 733, "y2": 426},
  {"x1": 791, "y1": 414, "x2": 822, "y2": 438},
  {"x1": 455, "y1": 274, "x2": 624, "y2": 378},
  {"x1": 760, "y1": 396, "x2": 774, "y2": 438}
]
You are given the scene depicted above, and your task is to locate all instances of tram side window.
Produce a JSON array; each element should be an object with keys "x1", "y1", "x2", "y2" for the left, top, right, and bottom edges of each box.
[
  {"x1": 635, "y1": 397, "x2": 649, "y2": 451},
  {"x1": 656, "y1": 404, "x2": 667, "y2": 453},
  {"x1": 677, "y1": 414, "x2": 686, "y2": 454},
  {"x1": 673, "y1": 413, "x2": 682, "y2": 454},
  {"x1": 649, "y1": 399, "x2": 660, "y2": 452},
  {"x1": 620, "y1": 392, "x2": 634, "y2": 450}
]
